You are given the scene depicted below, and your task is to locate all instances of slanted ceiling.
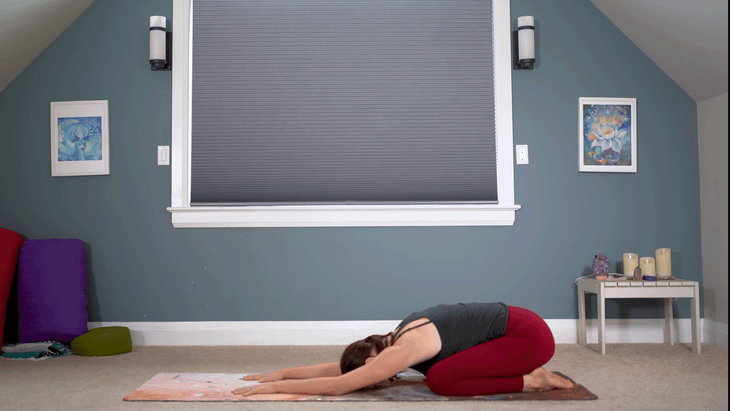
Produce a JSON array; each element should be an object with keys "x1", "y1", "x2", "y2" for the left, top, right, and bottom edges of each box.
[
  {"x1": 0, "y1": 0, "x2": 95, "y2": 93},
  {"x1": 590, "y1": 0, "x2": 728, "y2": 102},
  {"x1": 0, "y1": 0, "x2": 727, "y2": 102}
]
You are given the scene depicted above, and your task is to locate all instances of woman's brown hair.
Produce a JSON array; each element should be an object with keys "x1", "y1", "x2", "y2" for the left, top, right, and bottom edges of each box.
[{"x1": 339, "y1": 332, "x2": 393, "y2": 376}]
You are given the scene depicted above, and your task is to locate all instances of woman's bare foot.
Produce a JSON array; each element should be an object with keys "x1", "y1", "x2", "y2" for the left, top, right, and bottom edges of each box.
[{"x1": 522, "y1": 367, "x2": 575, "y2": 392}]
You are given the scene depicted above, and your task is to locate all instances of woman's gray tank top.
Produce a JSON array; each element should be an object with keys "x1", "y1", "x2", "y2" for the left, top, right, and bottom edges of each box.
[{"x1": 393, "y1": 302, "x2": 509, "y2": 375}]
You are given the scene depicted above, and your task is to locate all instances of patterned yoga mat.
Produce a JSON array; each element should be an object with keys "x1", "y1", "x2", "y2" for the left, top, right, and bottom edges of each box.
[{"x1": 124, "y1": 372, "x2": 597, "y2": 402}]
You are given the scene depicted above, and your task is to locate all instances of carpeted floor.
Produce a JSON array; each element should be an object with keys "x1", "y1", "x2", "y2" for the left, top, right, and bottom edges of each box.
[{"x1": 0, "y1": 343, "x2": 727, "y2": 411}]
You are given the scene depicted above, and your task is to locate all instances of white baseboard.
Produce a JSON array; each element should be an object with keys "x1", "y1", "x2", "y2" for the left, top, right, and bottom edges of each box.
[
  {"x1": 88, "y1": 318, "x2": 708, "y2": 347},
  {"x1": 703, "y1": 319, "x2": 728, "y2": 349}
]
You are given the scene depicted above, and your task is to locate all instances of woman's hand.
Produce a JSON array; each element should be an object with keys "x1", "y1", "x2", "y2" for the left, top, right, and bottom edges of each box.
[
  {"x1": 232, "y1": 382, "x2": 280, "y2": 397},
  {"x1": 242, "y1": 370, "x2": 287, "y2": 383}
]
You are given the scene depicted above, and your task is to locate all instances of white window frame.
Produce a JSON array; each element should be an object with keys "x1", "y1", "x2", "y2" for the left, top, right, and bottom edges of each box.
[{"x1": 168, "y1": 0, "x2": 520, "y2": 228}]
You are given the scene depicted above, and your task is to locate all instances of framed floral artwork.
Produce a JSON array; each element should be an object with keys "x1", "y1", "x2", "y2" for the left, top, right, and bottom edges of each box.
[
  {"x1": 51, "y1": 100, "x2": 110, "y2": 176},
  {"x1": 579, "y1": 97, "x2": 636, "y2": 173}
]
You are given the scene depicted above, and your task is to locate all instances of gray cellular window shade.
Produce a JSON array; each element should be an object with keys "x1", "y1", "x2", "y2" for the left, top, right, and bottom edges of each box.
[{"x1": 191, "y1": 0, "x2": 497, "y2": 205}]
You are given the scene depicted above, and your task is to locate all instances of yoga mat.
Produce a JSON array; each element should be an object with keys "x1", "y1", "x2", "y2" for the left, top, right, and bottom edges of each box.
[{"x1": 124, "y1": 372, "x2": 597, "y2": 402}]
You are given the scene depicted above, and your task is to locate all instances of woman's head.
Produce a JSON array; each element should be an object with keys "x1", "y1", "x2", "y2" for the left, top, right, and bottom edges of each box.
[{"x1": 340, "y1": 333, "x2": 392, "y2": 375}]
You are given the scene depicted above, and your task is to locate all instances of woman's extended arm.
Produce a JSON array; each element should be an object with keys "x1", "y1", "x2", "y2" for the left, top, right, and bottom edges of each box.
[
  {"x1": 233, "y1": 345, "x2": 413, "y2": 397},
  {"x1": 243, "y1": 362, "x2": 341, "y2": 382},
  {"x1": 286, "y1": 362, "x2": 342, "y2": 379}
]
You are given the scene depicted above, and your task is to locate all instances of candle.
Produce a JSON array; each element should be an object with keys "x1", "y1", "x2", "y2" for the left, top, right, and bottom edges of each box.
[
  {"x1": 656, "y1": 248, "x2": 672, "y2": 278},
  {"x1": 640, "y1": 257, "x2": 656, "y2": 276},
  {"x1": 623, "y1": 253, "x2": 639, "y2": 278}
]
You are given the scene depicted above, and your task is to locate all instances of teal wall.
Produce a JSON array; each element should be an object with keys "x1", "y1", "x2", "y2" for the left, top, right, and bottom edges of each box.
[{"x1": 0, "y1": 0, "x2": 701, "y2": 322}]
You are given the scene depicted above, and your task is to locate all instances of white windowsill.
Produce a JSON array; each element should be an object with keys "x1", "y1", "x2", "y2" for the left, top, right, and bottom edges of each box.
[{"x1": 167, "y1": 204, "x2": 521, "y2": 228}]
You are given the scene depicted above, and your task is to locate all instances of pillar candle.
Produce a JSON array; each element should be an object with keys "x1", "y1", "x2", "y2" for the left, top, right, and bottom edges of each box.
[
  {"x1": 656, "y1": 248, "x2": 672, "y2": 278},
  {"x1": 640, "y1": 257, "x2": 656, "y2": 276},
  {"x1": 623, "y1": 253, "x2": 639, "y2": 278}
]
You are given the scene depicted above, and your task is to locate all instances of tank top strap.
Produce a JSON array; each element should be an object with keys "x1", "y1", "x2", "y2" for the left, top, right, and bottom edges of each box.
[{"x1": 393, "y1": 319, "x2": 433, "y2": 342}]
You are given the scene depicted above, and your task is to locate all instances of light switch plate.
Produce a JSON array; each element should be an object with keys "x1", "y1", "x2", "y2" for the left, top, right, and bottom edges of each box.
[{"x1": 158, "y1": 146, "x2": 170, "y2": 166}]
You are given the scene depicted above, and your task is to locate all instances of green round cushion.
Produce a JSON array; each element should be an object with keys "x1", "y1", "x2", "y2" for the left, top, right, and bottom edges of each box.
[{"x1": 71, "y1": 326, "x2": 133, "y2": 356}]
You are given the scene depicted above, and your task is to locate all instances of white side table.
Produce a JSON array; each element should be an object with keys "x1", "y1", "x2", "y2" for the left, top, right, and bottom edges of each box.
[{"x1": 577, "y1": 278, "x2": 701, "y2": 355}]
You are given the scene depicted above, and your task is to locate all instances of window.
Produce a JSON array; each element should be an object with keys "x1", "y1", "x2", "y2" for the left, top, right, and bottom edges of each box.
[{"x1": 169, "y1": 0, "x2": 519, "y2": 227}]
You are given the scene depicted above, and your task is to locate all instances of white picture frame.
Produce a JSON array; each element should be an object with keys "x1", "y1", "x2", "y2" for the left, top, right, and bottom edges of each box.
[
  {"x1": 579, "y1": 97, "x2": 637, "y2": 173},
  {"x1": 51, "y1": 100, "x2": 110, "y2": 177}
]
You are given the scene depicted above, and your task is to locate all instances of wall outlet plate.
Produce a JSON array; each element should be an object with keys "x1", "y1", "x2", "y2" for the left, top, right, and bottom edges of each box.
[{"x1": 516, "y1": 144, "x2": 529, "y2": 164}]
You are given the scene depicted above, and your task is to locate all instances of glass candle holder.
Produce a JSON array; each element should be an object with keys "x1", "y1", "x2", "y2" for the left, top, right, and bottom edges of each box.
[
  {"x1": 623, "y1": 253, "x2": 639, "y2": 278},
  {"x1": 640, "y1": 257, "x2": 656, "y2": 276},
  {"x1": 656, "y1": 248, "x2": 672, "y2": 278}
]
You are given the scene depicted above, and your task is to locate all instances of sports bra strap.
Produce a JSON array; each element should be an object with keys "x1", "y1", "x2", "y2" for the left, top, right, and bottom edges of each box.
[{"x1": 393, "y1": 320, "x2": 433, "y2": 342}]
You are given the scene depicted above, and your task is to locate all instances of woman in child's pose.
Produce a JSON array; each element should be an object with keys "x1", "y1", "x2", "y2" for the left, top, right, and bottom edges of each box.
[{"x1": 233, "y1": 303, "x2": 574, "y2": 397}]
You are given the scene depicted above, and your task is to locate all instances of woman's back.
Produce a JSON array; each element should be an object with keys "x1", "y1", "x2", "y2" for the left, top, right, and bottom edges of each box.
[{"x1": 393, "y1": 303, "x2": 509, "y2": 374}]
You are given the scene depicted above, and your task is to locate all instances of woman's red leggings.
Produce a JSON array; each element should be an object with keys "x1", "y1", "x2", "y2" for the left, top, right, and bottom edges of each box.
[{"x1": 425, "y1": 306, "x2": 556, "y2": 396}]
